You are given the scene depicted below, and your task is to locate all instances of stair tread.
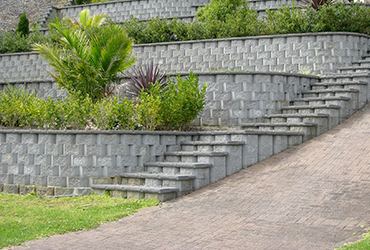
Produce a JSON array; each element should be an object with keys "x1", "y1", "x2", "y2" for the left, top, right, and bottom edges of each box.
[
  {"x1": 311, "y1": 80, "x2": 367, "y2": 86},
  {"x1": 292, "y1": 96, "x2": 351, "y2": 101},
  {"x1": 302, "y1": 88, "x2": 359, "y2": 93},
  {"x1": 164, "y1": 151, "x2": 229, "y2": 156},
  {"x1": 338, "y1": 66, "x2": 370, "y2": 70},
  {"x1": 320, "y1": 72, "x2": 370, "y2": 78},
  {"x1": 145, "y1": 162, "x2": 213, "y2": 168},
  {"x1": 264, "y1": 113, "x2": 330, "y2": 118},
  {"x1": 241, "y1": 122, "x2": 318, "y2": 127},
  {"x1": 120, "y1": 172, "x2": 196, "y2": 180},
  {"x1": 91, "y1": 184, "x2": 179, "y2": 193},
  {"x1": 180, "y1": 140, "x2": 245, "y2": 146},
  {"x1": 281, "y1": 104, "x2": 341, "y2": 109}
]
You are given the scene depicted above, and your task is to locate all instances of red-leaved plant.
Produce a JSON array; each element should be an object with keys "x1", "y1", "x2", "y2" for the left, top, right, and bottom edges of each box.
[
  {"x1": 302, "y1": 0, "x2": 335, "y2": 10},
  {"x1": 125, "y1": 62, "x2": 167, "y2": 97}
]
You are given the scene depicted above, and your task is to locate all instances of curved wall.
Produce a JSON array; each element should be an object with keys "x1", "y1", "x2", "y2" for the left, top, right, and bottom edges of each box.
[{"x1": 1, "y1": 32, "x2": 369, "y2": 83}]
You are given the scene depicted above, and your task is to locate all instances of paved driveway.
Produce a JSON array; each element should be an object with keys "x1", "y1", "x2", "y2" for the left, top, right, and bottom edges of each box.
[{"x1": 10, "y1": 105, "x2": 370, "y2": 250}]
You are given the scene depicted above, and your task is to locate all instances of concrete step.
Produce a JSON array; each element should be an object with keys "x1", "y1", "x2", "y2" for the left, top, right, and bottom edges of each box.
[
  {"x1": 310, "y1": 80, "x2": 367, "y2": 91},
  {"x1": 281, "y1": 104, "x2": 340, "y2": 127},
  {"x1": 352, "y1": 60, "x2": 370, "y2": 67},
  {"x1": 118, "y1": 172, "x2": 196, "y2": 196},
  {"x1": 262, "y1": 113, "x2": 330, "y2": 134},
  {"x1": 301, "y1": 88, "x2": 361, "y2": 109},
  {"x1": 144, "y1": 162, "x2": 213, "y2": 189},
  {"x1": 291, "y1": 96, "x2": 353, "y2": 119},
  {"x1": 338, "y1": 66, "x2": 370, "y2": 74},
  {"x1": 241, "y1": 122, "x2": 318, "y2": 141},
  {"x1": 91, "y1": 184, "x2": 178, "y2": 201}
]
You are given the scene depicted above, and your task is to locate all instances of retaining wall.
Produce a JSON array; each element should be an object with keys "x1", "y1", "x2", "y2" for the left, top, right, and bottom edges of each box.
[
  {"x1": 0, "y1": 129, "x2": 303, "y2": 195},
  {"x1": 39, "y1": 0, "x2": 209, "y2": 28},
  {"x1": 1, "y1": 32, "x2": 369, "y2": 84},
  {"x1": 0, "y1": 71, "x2": 320, "y2": 126}
]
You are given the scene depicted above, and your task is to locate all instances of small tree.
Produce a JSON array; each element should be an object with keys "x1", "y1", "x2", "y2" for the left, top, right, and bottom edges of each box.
[
  {"x1": 33, "y1": 9, "x2": 135, "y2": 101},
  {"x1": 16, "y1": 11, "x2": 29, "y2": 37}
]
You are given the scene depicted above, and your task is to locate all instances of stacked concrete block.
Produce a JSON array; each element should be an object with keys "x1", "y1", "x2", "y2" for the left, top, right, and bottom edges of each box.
[
  {"x1": 38, "y1": 0, "x2": 210, "y2": 28},
  {"x1": 1, "y1": 33, "x2": 369, "y2": 85},
  {"x1": 133, "y1": 33, "x2": 370, "y2": 75},
  {"x1": 193, "y1": 72, "x2": 319, "y2": 126}
]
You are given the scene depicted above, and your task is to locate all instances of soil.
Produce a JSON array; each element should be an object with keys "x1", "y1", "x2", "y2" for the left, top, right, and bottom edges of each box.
[{"x1": 0, "y1": 0, "x2": 65, "y2": 32}]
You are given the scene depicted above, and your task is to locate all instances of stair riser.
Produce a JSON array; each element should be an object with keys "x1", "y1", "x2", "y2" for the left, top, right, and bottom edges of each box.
[
  {"x1": 339, "y1": 68, "x2": 369, "y2": 74},
  {"x1": 292, "y1": 100, "x2": 353, "y2": 119},
  {"x1": 282, "y1": 108, "x2": 339, "y2": 128},
  {"x1": 263, "y1": 117, "x2": 329, "y2": 134},
  {"x1": 93, "y1": 189, "x2": 177, "y2": 202},
  {"x1": 144, "y1": 165, "x2": 210, "y2": 190},
  {"x1": 117, "y1": 177, "x2": 194, "y2": 196},
  {"x1": 352, "y1": 62, "x2": 370, "y2": 67},
  {"x1": 243, "y1": 126, "x2": 316, "y2": 142}
]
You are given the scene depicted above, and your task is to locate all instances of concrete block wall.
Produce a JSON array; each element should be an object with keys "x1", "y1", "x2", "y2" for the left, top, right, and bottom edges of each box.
[
  {"x1": 0, "y1": 130, "x2": 303, "y2": 194},
  {"x1": 39, "y1": 0, "x2": 210, "y2": 28},
  {"x1": 134, "y1": 33, "x2": 370, "y2": 75},
  {"x1": 0, "y1": 71, "x2": 318, "y2": 126},
  {"x1": 191, "y1": 72, "x2": 319, "y2": 126},
  {"x1": 1, "y1": 33, "x2": 369, "y2": 83}
]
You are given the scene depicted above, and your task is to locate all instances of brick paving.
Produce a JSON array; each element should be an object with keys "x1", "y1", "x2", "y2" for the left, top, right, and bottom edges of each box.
[{"x1": 9, "y1": 104, "x2": 370, "y2": 250}]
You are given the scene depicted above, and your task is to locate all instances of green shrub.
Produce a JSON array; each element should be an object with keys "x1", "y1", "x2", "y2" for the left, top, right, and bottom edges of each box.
[
  {"x1": 159, "y1": 72, "x2": 207, "y2": 130},
  {"x1": 312, "y1": 3, "x2": 370, "y2": 34},
  {"x1": 16, "y1": 11, "x2": 29, "y2": 37},
  {"x1": 196, "y1": 0, "x2": 264, "y2": 38},
  {"x1": 264, "y1": 5, "x2": 314, "y2": 34},
  {"x1": 0, "y1": 86, "x2": 40, "y2": 128},
  {"x1": 34, "y1": 9, "x2": 135, "y2": 101}
]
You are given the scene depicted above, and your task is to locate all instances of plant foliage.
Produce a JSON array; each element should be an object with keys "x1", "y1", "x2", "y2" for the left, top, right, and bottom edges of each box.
[
  {"x1": 16, "y1": 11, "x2": 29, "y2": 37},
  {"x1": 125, "y1": 62, "x2": 167, "y2": 97},
  {"x1": 33, "y1": 9, "x2": 135, "y2": 101},
  {"x1": 0, "y1": 73, "x2": 206, "y2": 131}
]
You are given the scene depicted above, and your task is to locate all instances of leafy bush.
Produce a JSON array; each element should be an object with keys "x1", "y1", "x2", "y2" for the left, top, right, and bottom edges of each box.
[
  {"x1": 125, "y1": 62, "x2": 167, "y2": 97},
  {"x1": 302, "y1": 0, "x2": 335, "y2": 10},
  {"x1": 265, "y1": 5, "x2": 315, "y2": 34},
  {"x1": 196, "y1": 0, "x2": 265, "y2": 38},
  {"x1": 33, "y1": 9, "x2": 135, "y2": 101},
  {"x1": 159, "y1": 72, "x2": 207, "y2": 130},
  {"x1": 0, "y1": 30, "x2": 52, "y2": 54},
  {"x1": 0, "y1": 73, "x2": 206, "y2": 131},
  {"x1": 16, "y1": 11, "x2": 29, "y2": 37},
  {"x1": 0, "y1": 86, "x2": 40, "y2": 128}
]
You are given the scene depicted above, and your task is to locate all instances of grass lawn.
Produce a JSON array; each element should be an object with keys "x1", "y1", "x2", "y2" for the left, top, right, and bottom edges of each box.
[
  {"x1": 0, "y1": 193, "x2": 159, "y2": 248},
  {"x1": 336, "y1": 232, "x2": 370, "y2": 250}
]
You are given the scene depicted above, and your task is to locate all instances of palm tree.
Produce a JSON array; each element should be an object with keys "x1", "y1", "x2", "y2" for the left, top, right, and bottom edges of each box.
[{"x1": 33, "y1": 9, "x2": 135, "y2": 100}]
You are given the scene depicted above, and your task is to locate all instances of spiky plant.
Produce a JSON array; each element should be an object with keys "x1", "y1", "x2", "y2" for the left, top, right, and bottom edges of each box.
[
  {"x1": 302, "y1": 0, "x2": 335, "y2": 10},
  {"x1": 125, "y1": 62, "x2": 167, "y2": 97},
  {"x1": 33, "y1": 9, "x2": 135, "y2": 101}
]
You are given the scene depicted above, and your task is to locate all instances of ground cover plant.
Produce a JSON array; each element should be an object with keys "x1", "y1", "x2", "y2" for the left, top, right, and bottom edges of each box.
[
  {"x1": 0, "y1": 71, "x2": 206, "y2": 131},
  {"x1": 0, "y1": 193, "x2": 159, "y2": 248},
  {"x1": 336, "y1": 231, "x2": 370, "y2": 249}
]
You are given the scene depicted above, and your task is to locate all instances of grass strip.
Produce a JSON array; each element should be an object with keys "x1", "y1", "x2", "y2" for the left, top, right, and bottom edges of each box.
[
  {"x1": 336, "y1": 232, "x2": 370, "y2": 250},
  {"x1": 0, "y1": 193, "x2": 159, "y2": 248}
]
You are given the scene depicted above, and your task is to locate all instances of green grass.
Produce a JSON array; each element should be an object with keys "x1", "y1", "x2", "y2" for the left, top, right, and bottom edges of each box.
[
  {"x1": 336, "y1": 232, "x2": 370, "y2": 250},
  {"x1": 0, "y1": 193, "x2": 159, "y2": 248}
]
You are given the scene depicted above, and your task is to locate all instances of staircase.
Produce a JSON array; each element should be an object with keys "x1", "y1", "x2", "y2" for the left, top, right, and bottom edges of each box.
[
  {"x1": 91, "y1": 138, "x2": 245, "y2": 201},
  {"x1": 241, "y1": 53, "x2": 370, "y2": 143}
]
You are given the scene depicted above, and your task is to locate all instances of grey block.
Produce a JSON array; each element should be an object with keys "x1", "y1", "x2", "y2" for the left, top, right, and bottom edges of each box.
[
  {"x1": 3, "y1": 184, "x2": 19, "y2": 194},
  {"x1": 48, "y1": 176, "x2": 67, "y2": 187},
  {"x1": 67, "y1": 177, "x2": 89, "y2": 187}
]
